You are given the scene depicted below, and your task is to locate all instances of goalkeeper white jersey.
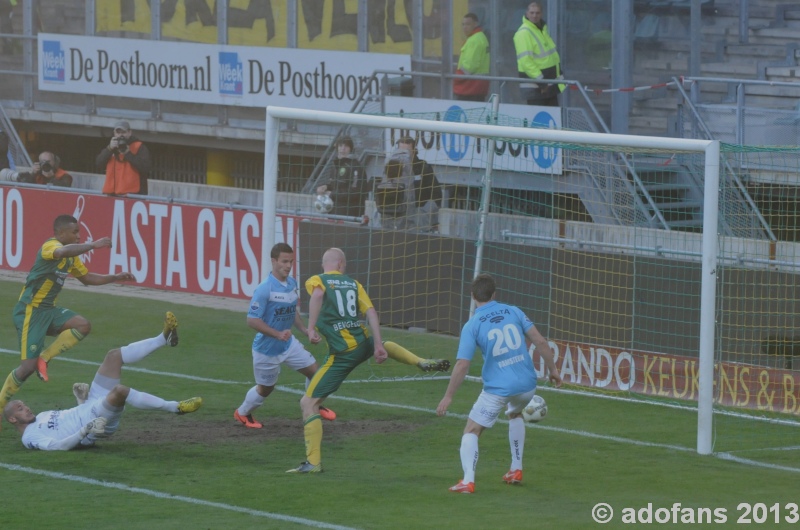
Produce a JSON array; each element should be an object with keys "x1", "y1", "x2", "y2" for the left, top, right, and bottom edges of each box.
[{"x1": 21, "y1": 401, "x2": 97, "y2": 451}]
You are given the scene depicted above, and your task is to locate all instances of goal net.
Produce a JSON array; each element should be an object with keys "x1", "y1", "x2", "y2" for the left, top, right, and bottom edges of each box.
[{"x1": 263, "y1": 104, "x2": 800, "y2": 463}]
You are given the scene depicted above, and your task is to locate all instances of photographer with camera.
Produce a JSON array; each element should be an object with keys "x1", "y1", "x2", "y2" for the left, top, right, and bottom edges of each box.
[
  {"x1": 6, "y1": 151, "x2": 73, "y2": 187},
  {"x1": 96, "y1": 120, "x2": 151, "y2": 196},
  {"x1": 315, "y1": 136, "x2": 368, "y2": 218}
]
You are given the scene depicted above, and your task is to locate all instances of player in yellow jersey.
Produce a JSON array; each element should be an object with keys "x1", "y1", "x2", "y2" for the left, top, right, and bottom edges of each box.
[
  {"x1": 0, "y1": 214, "x2": 136, "y2": 411},
  {"x1": 286, "y1": 247, "x2": 450, "y2": 474}
]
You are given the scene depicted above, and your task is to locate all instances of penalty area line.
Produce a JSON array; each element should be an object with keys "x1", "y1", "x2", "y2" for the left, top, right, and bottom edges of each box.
[{"x1": 0, "y1": 463, "x2": 360, "y2": 530}]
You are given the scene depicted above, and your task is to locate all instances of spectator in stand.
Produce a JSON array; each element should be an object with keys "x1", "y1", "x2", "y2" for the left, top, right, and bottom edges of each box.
[
  {"x1": 15, "y1": 151, "x2": 73, "y2": 187},
  {"x1": 315, "y1": 136, "x2": 369, "y2": 218},
  {"x1": 96, "y1": 120, "x2": 151, "y2": 196},
  {"x1": 395, "y1": 136, "x2": 442, "y2": 232},
  {"x1": 514, "y1": 2, "x2": 564, "y2": 107},
  {"x1": 453, "y1": 13, "x2": 490, "y2": 102}
]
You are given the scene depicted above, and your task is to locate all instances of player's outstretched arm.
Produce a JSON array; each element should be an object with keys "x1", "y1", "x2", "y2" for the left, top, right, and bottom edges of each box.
[
  {"x1": 77, "y1": 271, "x2": 136, "y2": 286},
  {"x1": 436, "y1": 358, "x2": 470, "y2": 416},
  {"x1": 525, "y1": 325, "x2": 562, "y2": 387},
  {"x1": 29, "y1": 417, "x2": 107, "y2": 451},
  {"x1": 53, "y1": 236, "x2": 112, "y2": 259},
  {"x1": 364, "y1": 307, "x2": 387, "y2": 363}
]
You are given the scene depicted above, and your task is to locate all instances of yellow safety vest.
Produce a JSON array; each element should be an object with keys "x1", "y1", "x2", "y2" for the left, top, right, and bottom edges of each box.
[{"x1": 513, "y1": 16, "x2": 564, "y2": 93}]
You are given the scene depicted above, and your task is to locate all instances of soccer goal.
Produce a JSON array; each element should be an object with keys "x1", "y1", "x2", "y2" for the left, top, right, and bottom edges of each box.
[{"x1": 262, "y1": 104, "x2": 800, "y2": 461}]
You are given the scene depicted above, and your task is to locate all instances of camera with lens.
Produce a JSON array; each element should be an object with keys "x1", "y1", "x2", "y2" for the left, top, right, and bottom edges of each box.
[
  {"x1": 114, "y1": 136, "x2": 128, "y2": 151},
  {"x1": 40, "y1": 161, "x2": 53, "y2": 173}
]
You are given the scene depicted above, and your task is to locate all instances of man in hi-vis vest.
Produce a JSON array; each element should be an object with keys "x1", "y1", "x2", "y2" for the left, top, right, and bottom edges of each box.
[
  {"x1": 96, "y1": 120, "x2": 151, "y2": 196},
  {"x1": 453, "y1": 12, "x2": 490, "y2": 102},
  {"x1": 514, "y1": 2, "x2": 565, "y2": 107}
]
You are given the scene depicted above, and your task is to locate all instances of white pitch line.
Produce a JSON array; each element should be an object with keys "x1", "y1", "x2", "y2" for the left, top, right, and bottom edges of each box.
[
  {"x1": 3, "y1": 348, "x2": 799, "y2": 474},
  {"x1": 0, "y1": 348, "x2": 250, "y2": 385},
  {"x1": 0, "y1": 463, "x2": 360, "y2": 530},
  {"x1": 715, "y1": 454, "x2": 800, "y2": 474}
]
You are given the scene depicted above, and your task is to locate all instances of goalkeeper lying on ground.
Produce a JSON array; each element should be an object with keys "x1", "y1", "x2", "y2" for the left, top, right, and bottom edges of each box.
[{"x1": 2, "y1": 312, "x2": 202, "y2": 450}]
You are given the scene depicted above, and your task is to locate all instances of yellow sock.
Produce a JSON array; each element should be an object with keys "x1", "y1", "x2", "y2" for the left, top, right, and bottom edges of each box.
[
  {"x1": 303, "y1": 414, "x2": 323, "y2": 466},
  {"x1": 40, "y1": 329, "x2": 84, "y2": 363},
  {"x1": 384, "y1": 341, "x2": 423, "y2": 366},
  {"x1": 0, "y1": 369, "x2": 23, "y2": 409}
]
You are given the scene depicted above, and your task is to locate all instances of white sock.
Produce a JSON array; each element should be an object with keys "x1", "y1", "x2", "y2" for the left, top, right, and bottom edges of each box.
[
  {"x1": 121, "y1": 335, "x2": 167, "y2": 364},
  {"x1": 508, "y1": 417, "x2": 525, "y2": 471},
  {"x1": 237, "y1": 386, "x2": 265, "y2": 416},
  {"x1": 126, "y1": 388, "x2": 178, "y2": 412},
  {"x1": 460, "y1": 433, "x2": 479, "y2": 483}
]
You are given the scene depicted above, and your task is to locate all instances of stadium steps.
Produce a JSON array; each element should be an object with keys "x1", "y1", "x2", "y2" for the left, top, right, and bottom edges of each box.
[{"x1": 630, "y1": 162, "x2": 704, "y2": 232}]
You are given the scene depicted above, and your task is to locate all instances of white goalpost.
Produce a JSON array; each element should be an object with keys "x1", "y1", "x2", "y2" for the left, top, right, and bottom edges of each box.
[{"x1": 262, "y1": 105, "x2": 721, "y2": 455}]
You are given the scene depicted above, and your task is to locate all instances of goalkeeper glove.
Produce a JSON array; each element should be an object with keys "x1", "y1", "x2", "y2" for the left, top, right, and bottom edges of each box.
[{"x1": 79, "y1": 416, "x2": 108, "y2": 437}]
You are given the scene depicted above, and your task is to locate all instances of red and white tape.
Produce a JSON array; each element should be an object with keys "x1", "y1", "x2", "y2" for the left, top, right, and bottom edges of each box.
[{"x1": 576, "y1": 76, "x2": 692, "y2": 96}]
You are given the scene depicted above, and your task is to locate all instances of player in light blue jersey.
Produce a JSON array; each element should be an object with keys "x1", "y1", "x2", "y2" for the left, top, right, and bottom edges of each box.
[
  {"x1": 234, "y1": 243, "x2": 335, "y2": 429},
  {"x1": 437, "y1": 273, "x2": 561, "y2": 493}
]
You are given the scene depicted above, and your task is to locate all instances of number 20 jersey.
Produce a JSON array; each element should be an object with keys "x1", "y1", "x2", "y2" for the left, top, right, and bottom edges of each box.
[{"x1": 456, "y1": 300, "x2": 538, "y2": 397}]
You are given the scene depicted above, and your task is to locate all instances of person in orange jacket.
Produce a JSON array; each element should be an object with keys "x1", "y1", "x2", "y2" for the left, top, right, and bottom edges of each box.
[{"x1": 96, "y1": 120, "x2": 151, "y2": 196}]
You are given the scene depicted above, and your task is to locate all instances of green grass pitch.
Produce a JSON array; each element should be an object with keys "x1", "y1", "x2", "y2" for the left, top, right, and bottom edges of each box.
[{"x1": 0, "y1": 280, "x2": 797, "y2": 529}]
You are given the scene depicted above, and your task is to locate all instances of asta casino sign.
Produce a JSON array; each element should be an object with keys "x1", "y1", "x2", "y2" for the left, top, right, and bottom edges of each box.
[
  {"x1": 384, "y1": 97, "x2": 562, "y2": 175},
  {"x1": 37, "y1": 34, "x2": 410, "y2": 112}
]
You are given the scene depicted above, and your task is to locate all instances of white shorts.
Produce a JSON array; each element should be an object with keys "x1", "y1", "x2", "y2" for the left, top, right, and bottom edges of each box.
[
  {"x1": 253, "y1": 336, "x2": 316, "y2": 386},
  {"x1": 74, "y1": 396, "x2": 123, "y2": 446},
  {"x1": 468, "y1": 388, "x2": 537, "y2": 428},
  {"x1": 81, "y1": 373, "x2": 126, "y2": 445}
]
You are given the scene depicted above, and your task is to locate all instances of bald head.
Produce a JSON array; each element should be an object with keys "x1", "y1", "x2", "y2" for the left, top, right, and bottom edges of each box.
[
  {"x1": 322, "y1": 247, "x2": 346, "y2": 273},
  {"x1": 3, "y1": 400, "x2": 23, "y2": 422},
  {"x1": 3, "y1": 399, "x2": 36, "y2": 433}
]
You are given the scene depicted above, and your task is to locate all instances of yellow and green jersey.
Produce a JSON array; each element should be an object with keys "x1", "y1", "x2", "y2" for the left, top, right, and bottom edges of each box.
[
  {"x1": 305, "y1": 271, "x2": 372, "y2": 354},
  {"x1": 18, "y1": 238, "x2": 88, "y2": 308}
]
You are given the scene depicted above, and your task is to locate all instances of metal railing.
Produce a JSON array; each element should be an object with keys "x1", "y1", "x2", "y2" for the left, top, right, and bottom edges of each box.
[
  {"x1": 0, "y1": 102, "x2": 32, "y2": 168},
  {"x1": 674, "y1": 76, "x2": 779, "y2": 240}
]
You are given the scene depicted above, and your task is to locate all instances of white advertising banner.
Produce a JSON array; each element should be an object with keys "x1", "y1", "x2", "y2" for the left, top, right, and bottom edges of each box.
[
  {"x1": 38, "y1": 34, "x2": 410, "y2": 112},
  {"x1": 383, "y1": 97, "x2": 562, "y2": 175}
]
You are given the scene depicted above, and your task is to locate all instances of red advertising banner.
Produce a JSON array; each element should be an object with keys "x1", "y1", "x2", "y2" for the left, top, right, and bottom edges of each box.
[
  {"x1": 533, "y1": 340, "x2": 800, "y2": 416},
  {"x1": 0, "y1": 186, "x2": 300, "y2": 299}
]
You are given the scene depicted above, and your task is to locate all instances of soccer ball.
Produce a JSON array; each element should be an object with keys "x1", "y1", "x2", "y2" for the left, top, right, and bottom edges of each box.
[
  {"x1": 521, "y1": 395, "x2": 547, "y2": 423},
  {"x1": 314, "y1": 194, "x2": 334, "y2": 213}
]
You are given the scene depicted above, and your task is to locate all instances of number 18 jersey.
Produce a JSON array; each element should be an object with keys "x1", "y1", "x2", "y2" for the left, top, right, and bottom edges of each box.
[
  {"x1": 456, "y1": 300, "x2": 538, "y2": 396},
  {"x1": 305, "y1": 271, "x2": 372, "y2": 354}
]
